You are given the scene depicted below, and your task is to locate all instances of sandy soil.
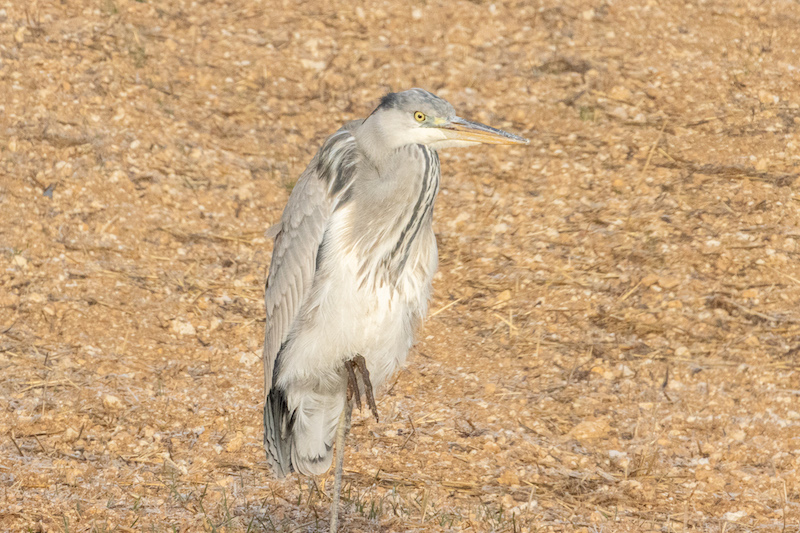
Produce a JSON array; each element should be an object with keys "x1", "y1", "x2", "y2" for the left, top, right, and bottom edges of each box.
[{"x1": 1, "y1": 0, "x2": 799, "y2": 531}]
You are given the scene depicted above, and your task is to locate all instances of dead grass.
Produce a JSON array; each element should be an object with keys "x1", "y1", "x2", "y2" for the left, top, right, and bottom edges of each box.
[{"x1": 1, "y1": 0, "x2": 800, "y2": 531}]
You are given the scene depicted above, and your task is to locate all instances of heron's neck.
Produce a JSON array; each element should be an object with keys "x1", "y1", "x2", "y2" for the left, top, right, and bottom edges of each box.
[{"x1": 355, "y1": 114, "x2": 433, "y2": 173}]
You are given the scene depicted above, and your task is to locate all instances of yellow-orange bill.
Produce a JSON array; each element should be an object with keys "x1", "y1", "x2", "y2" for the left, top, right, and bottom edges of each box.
[{"x1": 440, "y1": 116, "x2": 529, "y2": 145}]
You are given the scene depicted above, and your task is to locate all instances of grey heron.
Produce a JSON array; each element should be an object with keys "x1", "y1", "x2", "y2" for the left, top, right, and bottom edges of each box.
[{"x1": 262, "y1": 88, "x2": 528, "y2": 531}]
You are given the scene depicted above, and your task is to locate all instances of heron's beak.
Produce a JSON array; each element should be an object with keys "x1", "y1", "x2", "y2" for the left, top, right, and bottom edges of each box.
[{"x1": 438, "y1": 116, "x2": 529, "y2": 145}]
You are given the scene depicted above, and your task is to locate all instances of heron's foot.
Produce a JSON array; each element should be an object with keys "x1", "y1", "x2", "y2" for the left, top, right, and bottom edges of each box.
[{"x1": 345, "y1": 355, "x2": 379, "y2": 422}]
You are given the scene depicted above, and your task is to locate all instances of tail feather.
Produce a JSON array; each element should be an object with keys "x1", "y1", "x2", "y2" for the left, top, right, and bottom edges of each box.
[
  {"x1": 264, "y1": 385, "x2": 344, "y2": 477},
  {"x1": 290, "y1": 391, "x2": 343, "y2": 475},
  {"x1": 264, "y1": 388, "x2": 294, "y2": 478}
]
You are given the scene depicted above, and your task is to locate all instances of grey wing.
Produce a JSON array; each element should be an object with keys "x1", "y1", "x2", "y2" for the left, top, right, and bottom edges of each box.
[
  {"x1": 263, "y1": 168, "x2": 330, "y2": 393},
  {"x1": 262, "y1": 123, "x2": 361, "y2": 394}
]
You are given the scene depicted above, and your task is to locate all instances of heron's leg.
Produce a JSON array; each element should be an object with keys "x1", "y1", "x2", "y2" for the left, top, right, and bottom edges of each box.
[
  {"x1": 351, "y1": 355, "x2": 379, "y2": 422},
  {"x1": 330, "y1": 398, "x2": 352, "y2": 533}
]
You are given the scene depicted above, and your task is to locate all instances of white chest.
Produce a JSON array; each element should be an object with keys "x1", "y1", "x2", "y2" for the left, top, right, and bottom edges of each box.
[{"x1": 275, "y1": 209, "x2": 438, "y2": 390}]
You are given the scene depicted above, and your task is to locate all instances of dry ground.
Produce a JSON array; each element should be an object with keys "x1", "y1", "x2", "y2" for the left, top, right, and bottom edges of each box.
[{"x1": 1, "y1": 0, "x2": 800, "y2": 531}]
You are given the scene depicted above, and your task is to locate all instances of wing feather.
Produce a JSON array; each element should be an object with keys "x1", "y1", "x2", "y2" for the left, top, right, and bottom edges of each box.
[{"x1": 262, "y1": 122, "x2": 360, "y2": 393}]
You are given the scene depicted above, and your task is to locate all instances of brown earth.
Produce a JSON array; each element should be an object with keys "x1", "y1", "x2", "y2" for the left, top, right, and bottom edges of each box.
[{"x1": 1, "y1": 0, "x2": 799, "y2": 531}]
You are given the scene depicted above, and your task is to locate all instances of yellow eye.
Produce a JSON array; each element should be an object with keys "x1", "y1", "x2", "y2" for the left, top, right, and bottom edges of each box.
[{"x1": 414, "y1": 111, "x2": 426, "y2": 122}]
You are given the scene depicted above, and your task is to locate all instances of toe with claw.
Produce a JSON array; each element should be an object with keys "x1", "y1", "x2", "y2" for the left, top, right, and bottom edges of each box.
[{"x1": 345, "y1": 354, "x2": 379, "y2": 422}]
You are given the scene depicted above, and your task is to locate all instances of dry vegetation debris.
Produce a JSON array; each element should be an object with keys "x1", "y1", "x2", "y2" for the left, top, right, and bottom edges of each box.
[{"x1": 1, "y1": 0, "x2": 799, "y2": 531}]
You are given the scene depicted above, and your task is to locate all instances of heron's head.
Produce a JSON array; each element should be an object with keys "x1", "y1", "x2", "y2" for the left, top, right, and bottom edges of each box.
[{"x1": 357, "y1": 88, "x2": 529, "y2": 158}]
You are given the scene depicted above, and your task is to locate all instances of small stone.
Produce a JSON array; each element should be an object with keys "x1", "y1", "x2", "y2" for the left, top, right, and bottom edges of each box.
[
  {"x1": 590, "y1": 364, "x2": 606, "y2": 375},
  {"x1": 498, "y1": 469, "x2": 520, "y2": 486},
  {"x1": 103, "y1": 394, "x2": 124, "y2": 411},
  {"x1": 730, "y1": 429, "x2": 746, "y2": 442},
  {"x1": 483, "y1": 441, "x2": 500, "y2": 453},
  {"x1": 62, "y1": 427, "x2": 80, "y2": 442},
  {"x1": 742, "y1": 288, "x2": 758, "y2": 298},
  {"x1": 493, "y1": 222, "x2": 509, "y2": 234},
  {"x1": 411, "y1": 7, "x2": 422, "y2": 20},
  {"x1": 757, "y1": 90, "x2": 779, "y2": 105},
  {"x1": 109, "y1": 170, "x2": 126, "y2": 183},
  {"x1": 609, "y1": 106, "x2": 629, "y2": 120},
  {"x1": 484, "y1": 383, "x2": 497, "y2": 395},
  {"x1": 225, "y1": 432, "x2": 245, "y2": 453},
  {"x1": 570, "y1": 418, "x2": 610, "y2": 441},
  {"x1": 722, "y1": 510, "x2": 747, "y2": 522},
  {"x1": 608, "y1": 450, "x2": 629, "y2": 469},
  {"x1": 12, "y1": 255, "x2": 27, "y2": 268},
  {"x1": 0, "y1": 292, "x2": 20, "y2": 308},
  {"x1": 64, "y1": 468, "x2": 81, "y2": 486},
  {"x1": 300, "y1": 59, "x2": 326, "y2": 72},
  {"x1": 239, "y1": 351, "x2": 259, "y2": 368},
  {"x1": 28, "y1": 293, "x2": 46, "y2": 304},
  {"x1": 493, "y1": 289, "x2": 512, "y2": 305},
  {"x1": 641, "y1": 274, "x2": 659, "y2": 287},
  {"x1": 675, "y1": 346, "x2": 689, "y2": 357},
  {"x1": 501, "y1": 494, "x2": 516, "y2": 509},
  {"x1": 609, "y1": 86, "x2": 633, "y2": 101},
  {"x1": 237, "y1": 183, "x2": 254, "y2": 201},
  {"x1": 172, "y1": 319, "x2": 196, "y2": 336},
  {"x1": 658, "y1": 276, "x2": 680, "y2": 289}
]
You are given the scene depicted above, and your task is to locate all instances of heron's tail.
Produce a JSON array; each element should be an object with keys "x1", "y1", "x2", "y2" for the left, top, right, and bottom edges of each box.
[
  {"x1": 264, "y1": 385, "x2": 344, "y2": 477},
  {"x1": 264, "y1": 387, "x2": 294, "y2": 478}
]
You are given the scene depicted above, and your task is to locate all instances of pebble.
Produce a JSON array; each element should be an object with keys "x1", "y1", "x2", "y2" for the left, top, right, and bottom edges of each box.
[
  {"x1": 0, "y1": 292, "x2": 20, "y2": 308},
  {"x1": 722, "y1": 510, "x2": 747, "y2": 522},
  {"x1": 239, "y1": 351, "x2": 260, "y2": 368},
  {"x1": 570, "y1": 418, "x2": 610, "y2": 441},
  {"x1": 609, "y1": 106, "x2": 629, "y2": 120},
  {"x1": 172, "y1": 319, "x2": 196, "y2": 336},
  {"x1": 225, "y1": 432, "x2": 245, "y2": 453},
  {"x1": 658, "y1": 276, "x2": 680, "y2": 289},
  {"x1": 609, "y1": 86, "x2": 633, "y2": 101},
  {"x1": 62, "y1": 427, "x2": 80, "y2": 442},
  {"x1": 103, "y1": 394, "x2": 124, "y2": 411},
  {"x1": 640, "y1": 274, "x2": 659, "y2": 287},
  {"x1": 497, "y1": 469, "x2": 520, "y2": 486}
]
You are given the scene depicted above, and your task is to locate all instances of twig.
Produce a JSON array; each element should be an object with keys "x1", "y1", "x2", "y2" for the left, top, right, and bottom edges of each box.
[
  {"x1": 619, "y1": 279, "x2": 643, "y2": 302},
  {"x1": 492, "y1": 312, "x2": 518, "y2": 334},
  {"x1": 9, "y1": 432, "x2": 25, "y2": 457},
  {"x1": 430, "y1": 298, "x2": 462, "y2": 318},
  {"x1": 767, "y1": 266, "x2": 800, "y2": 286},
  {"x1": 642, "y1": 121, "x2": 668, "y2": 176},
  {"x1": 34, "y1": 435, "x2": 46, "y2": 454},
  {"x1": 715, "y1": 296, "x2": 789, "y2": 323},
  {"x1": 400, "y1": 415, "x2": 416, "y2": 452}
]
